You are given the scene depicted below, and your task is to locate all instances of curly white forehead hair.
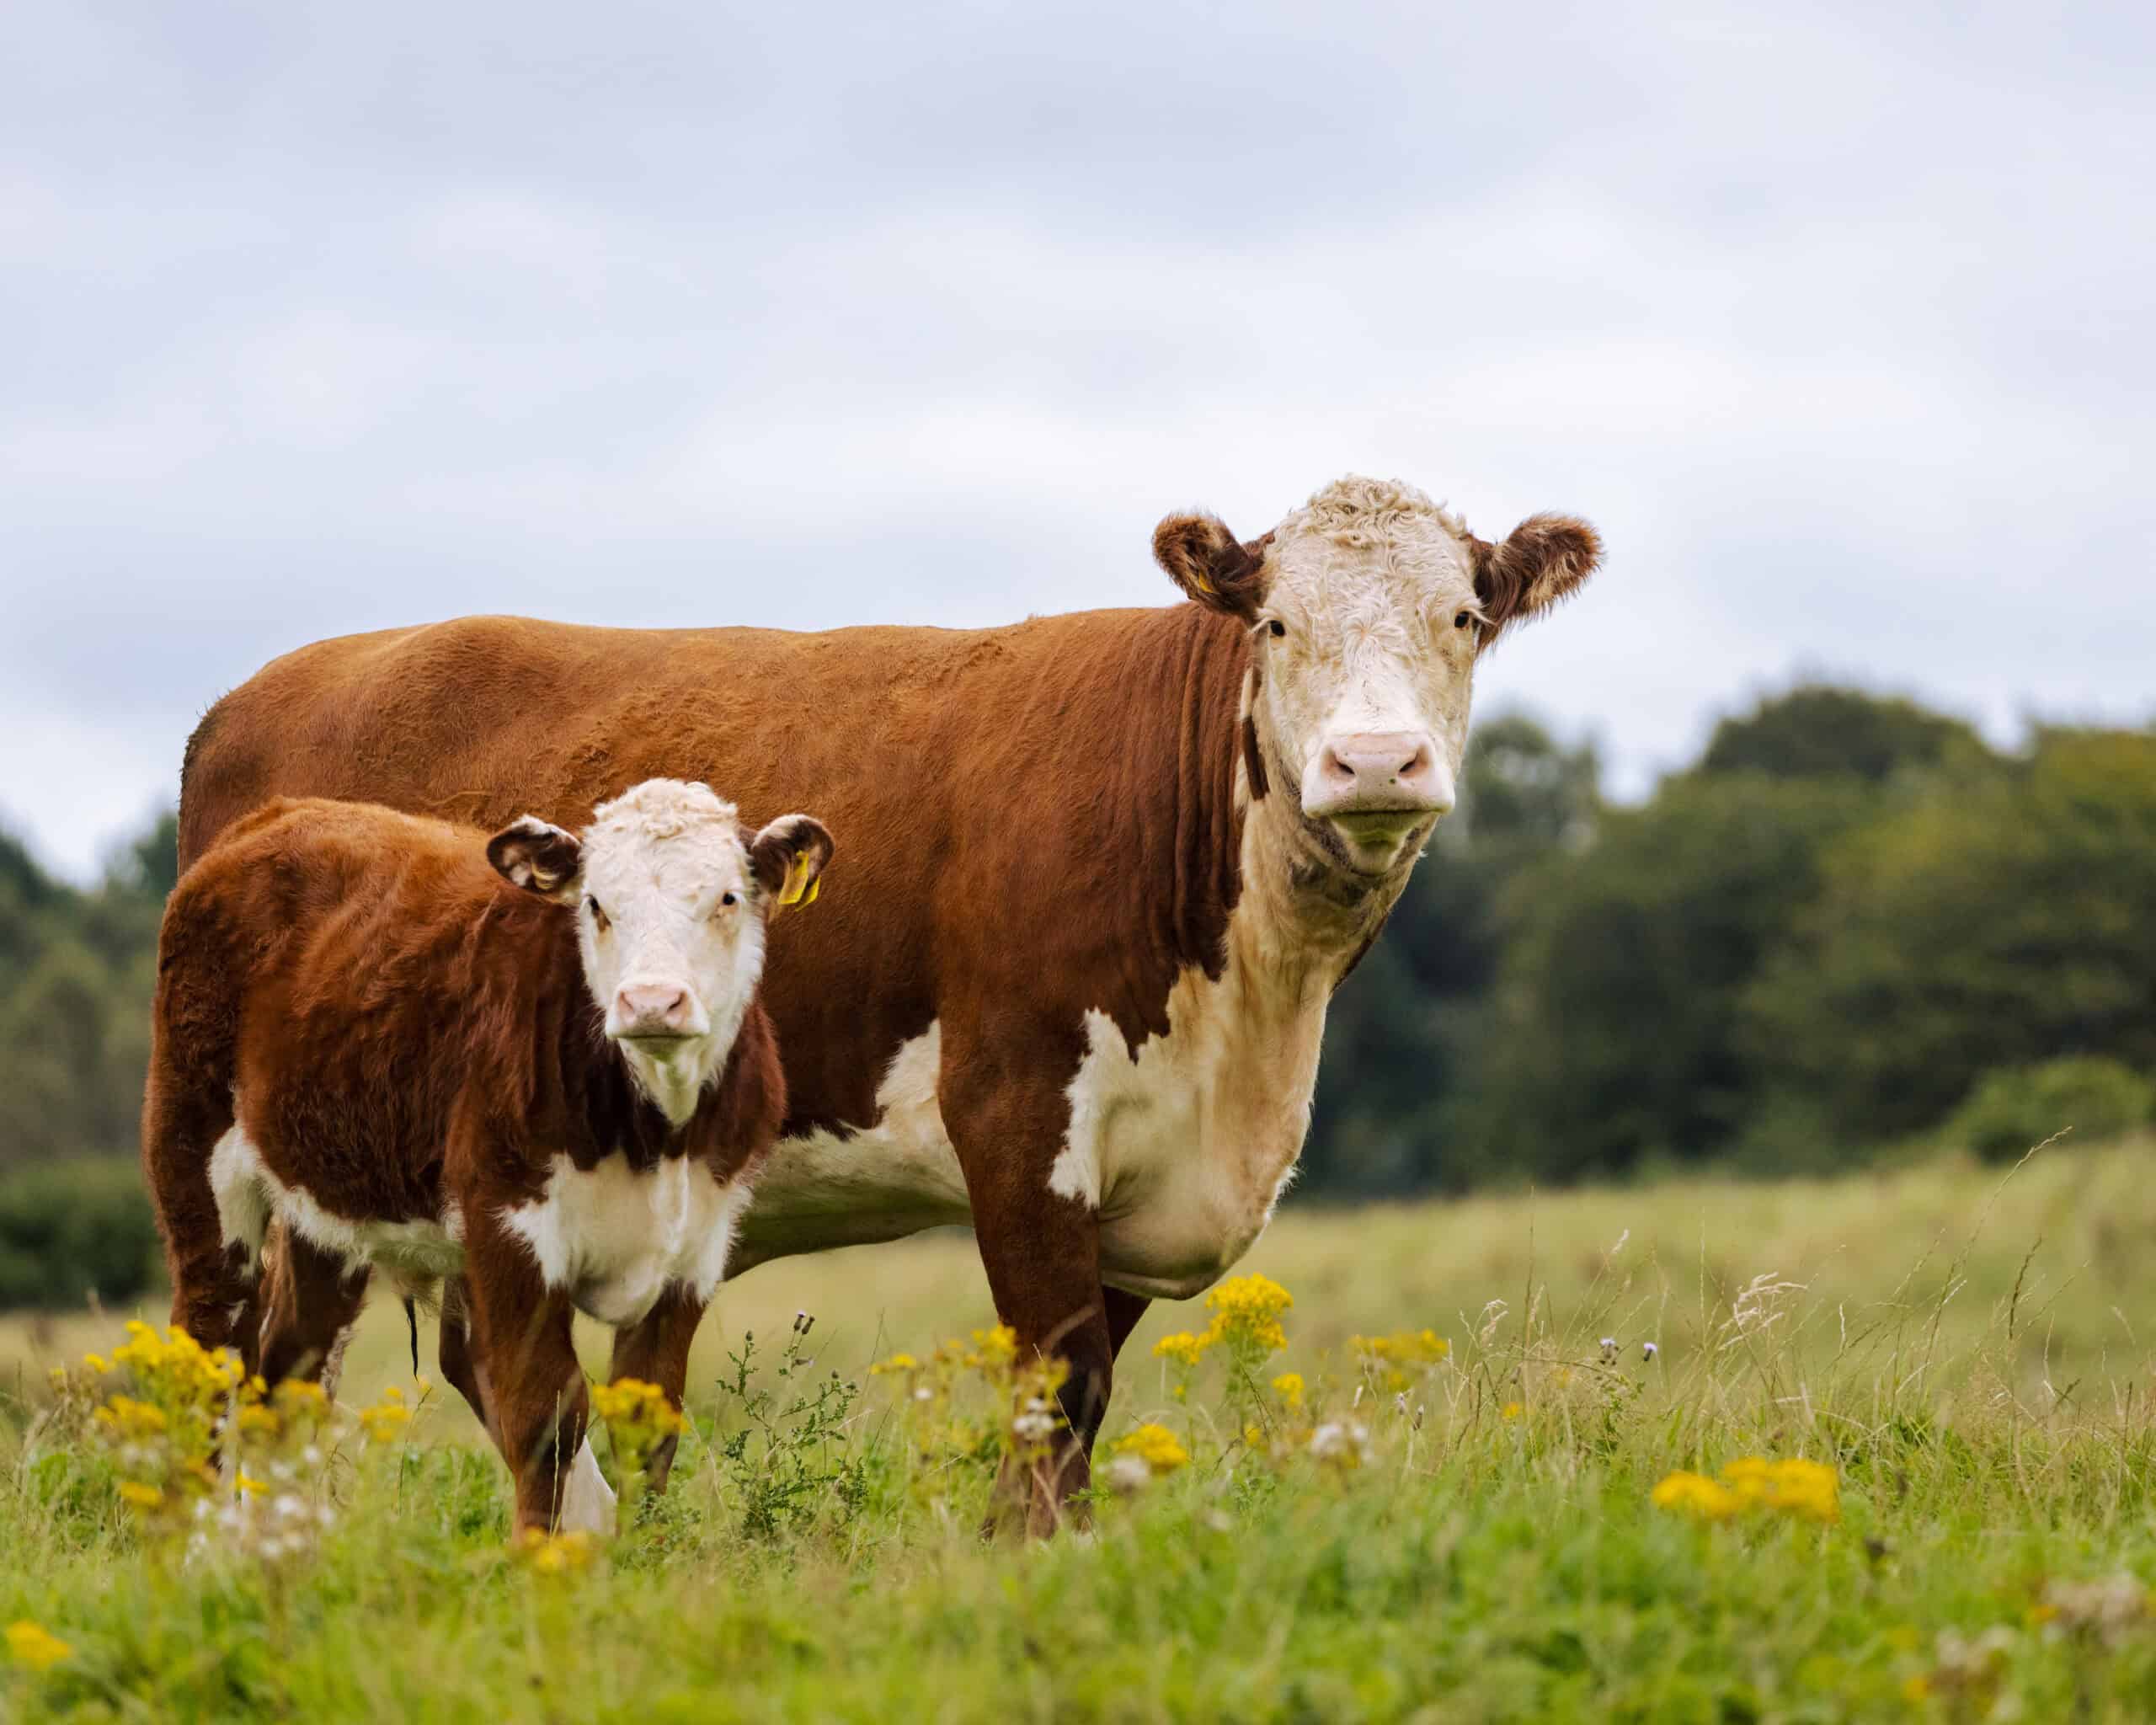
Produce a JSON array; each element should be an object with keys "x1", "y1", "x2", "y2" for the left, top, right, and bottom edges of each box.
[
  {"x1": 586, "y1": 779, "x2": 742, "y2": 847},
  {"x1": 1279, "y1": 476, "x2": 1471, "y2": 549}
]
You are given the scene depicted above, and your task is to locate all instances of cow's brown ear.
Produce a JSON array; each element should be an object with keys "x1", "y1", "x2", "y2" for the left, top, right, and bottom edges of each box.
[
  {"x1": 486, "y1": 816, "x2": 584, "y2": 901},
  {"x1": 1470, "y1": 514, "x2": 1602, "y2": 642},
  {"x1": 1153, "y1": 511, "x2": 1269, "y2": 622},
  {"x1": 748, "y1": 814, "x2": 835, "y2": 913}
]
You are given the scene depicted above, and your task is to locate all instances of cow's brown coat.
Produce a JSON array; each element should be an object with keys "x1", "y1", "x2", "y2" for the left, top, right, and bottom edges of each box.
[{"x1": 176, "y1": 498, "x2": 1597, "y2": 1528}]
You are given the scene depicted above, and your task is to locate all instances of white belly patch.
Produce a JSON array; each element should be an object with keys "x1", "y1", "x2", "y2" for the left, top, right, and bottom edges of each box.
[
  {"x1": 732, "y1": 1023, "x2": 973, "y2": 1268},
  {"x1": 499, "y1": 1152, "x2": 751, "y2": 1327},
  {"x1": 734, "y1": 959, "x2": 1325, "y2": 1302},
  {"x1": 210, "y1": 1126, "x2": 466, "y2": 1290},
  {"x1": 210, "y1": 1124, "x2": 747, "y2": 1325}
]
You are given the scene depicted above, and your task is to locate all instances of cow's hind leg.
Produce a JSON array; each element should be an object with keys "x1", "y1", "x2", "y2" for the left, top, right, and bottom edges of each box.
[
  {"x1": 606, "y1": 1284, "x2": 707, "y2": 1494},
  {"x1": 253, "y1": 1233, "x2": 371, "y2": 1398}
]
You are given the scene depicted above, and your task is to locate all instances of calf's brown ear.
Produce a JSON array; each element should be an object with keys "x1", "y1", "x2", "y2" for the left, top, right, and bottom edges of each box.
[
  {"x1": 1153, "y1": 511, "x2": 1269, "y2": 622},
  {"x1": 748, "y1": 814, "x2": 835, "y2": 913},
  {"x1": 1470, "y1": 514, "x2": 1602, "y2": 644},
  {"x1": 487, "y1": 816, "x2": 584, "y2": 901}
]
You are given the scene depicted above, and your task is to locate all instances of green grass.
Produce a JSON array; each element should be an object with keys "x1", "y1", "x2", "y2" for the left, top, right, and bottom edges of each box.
[{"x1": 7, "y1": 1139, "x2": 2156, "y2": 1722}]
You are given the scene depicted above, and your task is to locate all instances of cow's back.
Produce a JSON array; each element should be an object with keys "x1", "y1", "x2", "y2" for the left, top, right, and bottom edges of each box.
[{"x1": 178, "y1": 607, "x2": 1250, "y2": 1137}]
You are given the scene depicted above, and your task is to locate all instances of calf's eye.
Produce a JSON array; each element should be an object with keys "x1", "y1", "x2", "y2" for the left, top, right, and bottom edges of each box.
[
  {"x1": 1267, "y1": 619, "x2": 1287, "y2": 639},
  {"x1": 1454, "y1": 611, "x2": 1474, "y2": 631},
  {"x1": 585, "y1": 896, "x2": 610, "y2": 930},
  {"x1": 718, "y1": 892, "x2": 738, "y2": 911}
]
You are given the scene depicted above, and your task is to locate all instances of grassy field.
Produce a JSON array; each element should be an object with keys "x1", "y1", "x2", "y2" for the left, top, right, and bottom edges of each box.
[{"x1": 6, "y1": 1138, "x2": 2156, "y2": 1721}]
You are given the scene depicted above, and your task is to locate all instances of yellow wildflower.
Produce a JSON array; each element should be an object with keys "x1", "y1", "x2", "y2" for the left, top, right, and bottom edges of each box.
[
  {"x1": 514, "y1": 1527, "x2": 599, "y2": 1576},
  {"x1": 81, "y1": 1353, "x2": 109, "y2": 1375},
  {"x1": 590, "y1": 1377, "x2": 682, "y2": 1435},
  {"x1": 358, "y1": 1395, "x2": 413, "y2": 1445},
  {"x1": 1651, "y1": 1471, "x2": 1740, "y2": 1520},
  {"x1": 236, "y1": 1473, "x2": 268, "y2": 1497},
  {"x1": 1203, "y1": 1275, "x2": 1292, "y2": 1354},
  {"x1": 273, "y1": 1380, "x2": 328, "y2": 1417},
  {"x1": 1113, "y1": 1423, "x2": 1190, "y2": 1473},
  {"x1": 967, "y1": 1325, "x2": 1017, "y2": 1368},
  {"x1": 1350, "y1": 1329, "x2": 1449, "y2": 1365},
  {"x1": 1271, "y1": 1372, "x2": 1305, "y2": 1410},
  {"x1": 868, "y1": 1352, "x2": 919, "y2": 1375},
  {"x1": 1721, "y1": 1455, "x2": 1840, "y2": 1522},
  {"x1": 118, "y1": 1481, "x2": 165, "y2": 1510},
  {"x1": 1501, "y1": 1401, "x2": 1524, "y2": 1421},
  {"x1": 1152, "y1": 1332, "x2": 1208, "y2": 1368},
  {"x1": 6, "y1": 1621, "x2": 72, "y2": 1672}
]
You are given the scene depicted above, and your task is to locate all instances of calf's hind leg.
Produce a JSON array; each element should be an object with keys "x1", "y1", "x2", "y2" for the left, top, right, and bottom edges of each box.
[
  {"x1": 140, "y1": 1036, "x2": 256, "y2": 1352},
  {"x1": 253, "y1": 1232, "x2": 372, "y2": 1397}
]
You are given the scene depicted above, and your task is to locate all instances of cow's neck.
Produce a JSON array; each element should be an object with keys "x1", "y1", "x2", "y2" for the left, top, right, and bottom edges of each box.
[{"x1": 1228, "y1": 697, "x2": 1412, "y2": 1005}]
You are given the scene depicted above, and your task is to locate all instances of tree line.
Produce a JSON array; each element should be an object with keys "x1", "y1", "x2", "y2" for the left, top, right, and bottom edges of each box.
[
  {"x1": 1310, "y1": 687, "x2": 2156, "y2": 1194},
  {"x1": 1, "y1": 684, "x2": 2153, "y2": 1295}
]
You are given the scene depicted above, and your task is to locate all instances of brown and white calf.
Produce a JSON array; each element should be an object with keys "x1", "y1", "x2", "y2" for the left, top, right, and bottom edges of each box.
[
  {"x1": 176, "y1": 474, "x2": 1601, "y2": 1531},
  {"x1": 142, "y1": 779, "x2": 832, "y2": 1533}
]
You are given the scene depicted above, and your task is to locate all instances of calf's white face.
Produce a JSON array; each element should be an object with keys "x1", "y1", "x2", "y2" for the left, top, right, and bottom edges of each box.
[
  {"x1": 487, "y1": 780, "x2": 832, "y2": 1124},
  {"x1": 1155, "y1": 476, "x2": 1601, "y2": 877}
]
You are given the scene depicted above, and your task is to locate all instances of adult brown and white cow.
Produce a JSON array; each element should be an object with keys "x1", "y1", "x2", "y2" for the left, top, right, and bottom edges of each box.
[
  {"x1": 144, "y1": 779, "x2": 833, "y2": 1533},
  {"x1": 176, "y1": 475, "x2": 1601, "y2": 1530}
]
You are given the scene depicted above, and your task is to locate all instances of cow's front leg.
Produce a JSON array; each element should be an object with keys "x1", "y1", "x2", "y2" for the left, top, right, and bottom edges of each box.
[
  {"x1": 606, "y1": 1284, "x2": 705, "y2": 1494},
  {"x1": 941, "y1": 1028, "x2": 1110, "y2": 1537},
  {"x1": 460, "y1": 1210, "x2": 611, "y2": 1537}
]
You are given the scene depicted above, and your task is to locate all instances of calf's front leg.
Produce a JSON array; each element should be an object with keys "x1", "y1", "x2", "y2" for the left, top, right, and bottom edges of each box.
[
  {"x1": 606, "y1": 1284, "x2": 706, "y2": 1493},
  {"x1": 460, "y1": 1210, "x2": 612, "y2": 1537}
]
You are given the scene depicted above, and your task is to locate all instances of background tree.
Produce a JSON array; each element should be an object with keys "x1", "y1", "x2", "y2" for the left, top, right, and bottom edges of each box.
[{"x1": 1742, "y1": 729, "x2": 2156, "y2": 1142}]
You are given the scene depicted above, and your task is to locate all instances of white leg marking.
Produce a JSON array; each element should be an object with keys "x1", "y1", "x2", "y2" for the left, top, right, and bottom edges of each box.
[{"x1": 558, "y1": 1437, "x2": 618, "y2": 1535}]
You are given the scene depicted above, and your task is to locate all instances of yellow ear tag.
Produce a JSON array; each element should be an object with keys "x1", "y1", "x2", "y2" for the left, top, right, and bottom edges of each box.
[
  {"x1": 779, "y1": 852, "x2": 814, "y2": 907},
  {"x1": 803, "y1": 874, "x2": 819, "y2": 906},
  {"x1": 1193, "y1": 570, "x2": 1215, "y2": 596}
]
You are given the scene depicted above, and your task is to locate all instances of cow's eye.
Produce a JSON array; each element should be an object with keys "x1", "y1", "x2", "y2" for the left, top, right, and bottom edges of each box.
[
  {"x1": 718, "y1": 893, "x2": 738, "y2": 911},
  {"x1": 1454, "y1": 611, "x2": 1474, "y2": 631},
  {"x1": 584, "y1": 896, "x2": 609, "y2": 930},
  {"x1": 1266, "y1": 618, "x2": 1287, "y2": 639}
]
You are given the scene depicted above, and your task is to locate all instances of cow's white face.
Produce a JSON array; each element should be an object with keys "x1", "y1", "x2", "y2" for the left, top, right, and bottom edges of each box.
[
  {"x1": 488, "y1": 781, "x2": 833, "y2": 1124},
  {"x1": 1155, "y1": 477, "x2": 1600, "y2": 878}
]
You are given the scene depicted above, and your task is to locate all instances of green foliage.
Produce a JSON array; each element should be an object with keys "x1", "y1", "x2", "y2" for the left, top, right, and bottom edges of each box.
[
  {"x1": 1461, "y1": 772, "x2": 1880, "y2": 1181},
  {"x1": 1321, "y1": 695, "x2": 2156, "y2": 1189},
  {"x1": 1946, "y1": 1057, "x2": 2156, "y2": 1164},
  {"x1": 1700, "y1": 683, "x2": 1988, "y2": 783},
  {"x1": 711, "y1": 1318, "x2": 871, "y2": 1540},
  {"x1": 1744, "y1": 729, "x2": 2156, "y2": 1141},
  {"x1": 0, "y1": 814, "x2": 172, "y2": 1172},
  {"x1": 0, "y1": 1159, "x2": 162, "y2": 1310}
]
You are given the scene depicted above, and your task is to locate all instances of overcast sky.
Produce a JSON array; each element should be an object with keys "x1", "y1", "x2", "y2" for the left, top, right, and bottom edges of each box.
[{"x1": 3, "y1": 1, "x2": 2149, "y2": 879}]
